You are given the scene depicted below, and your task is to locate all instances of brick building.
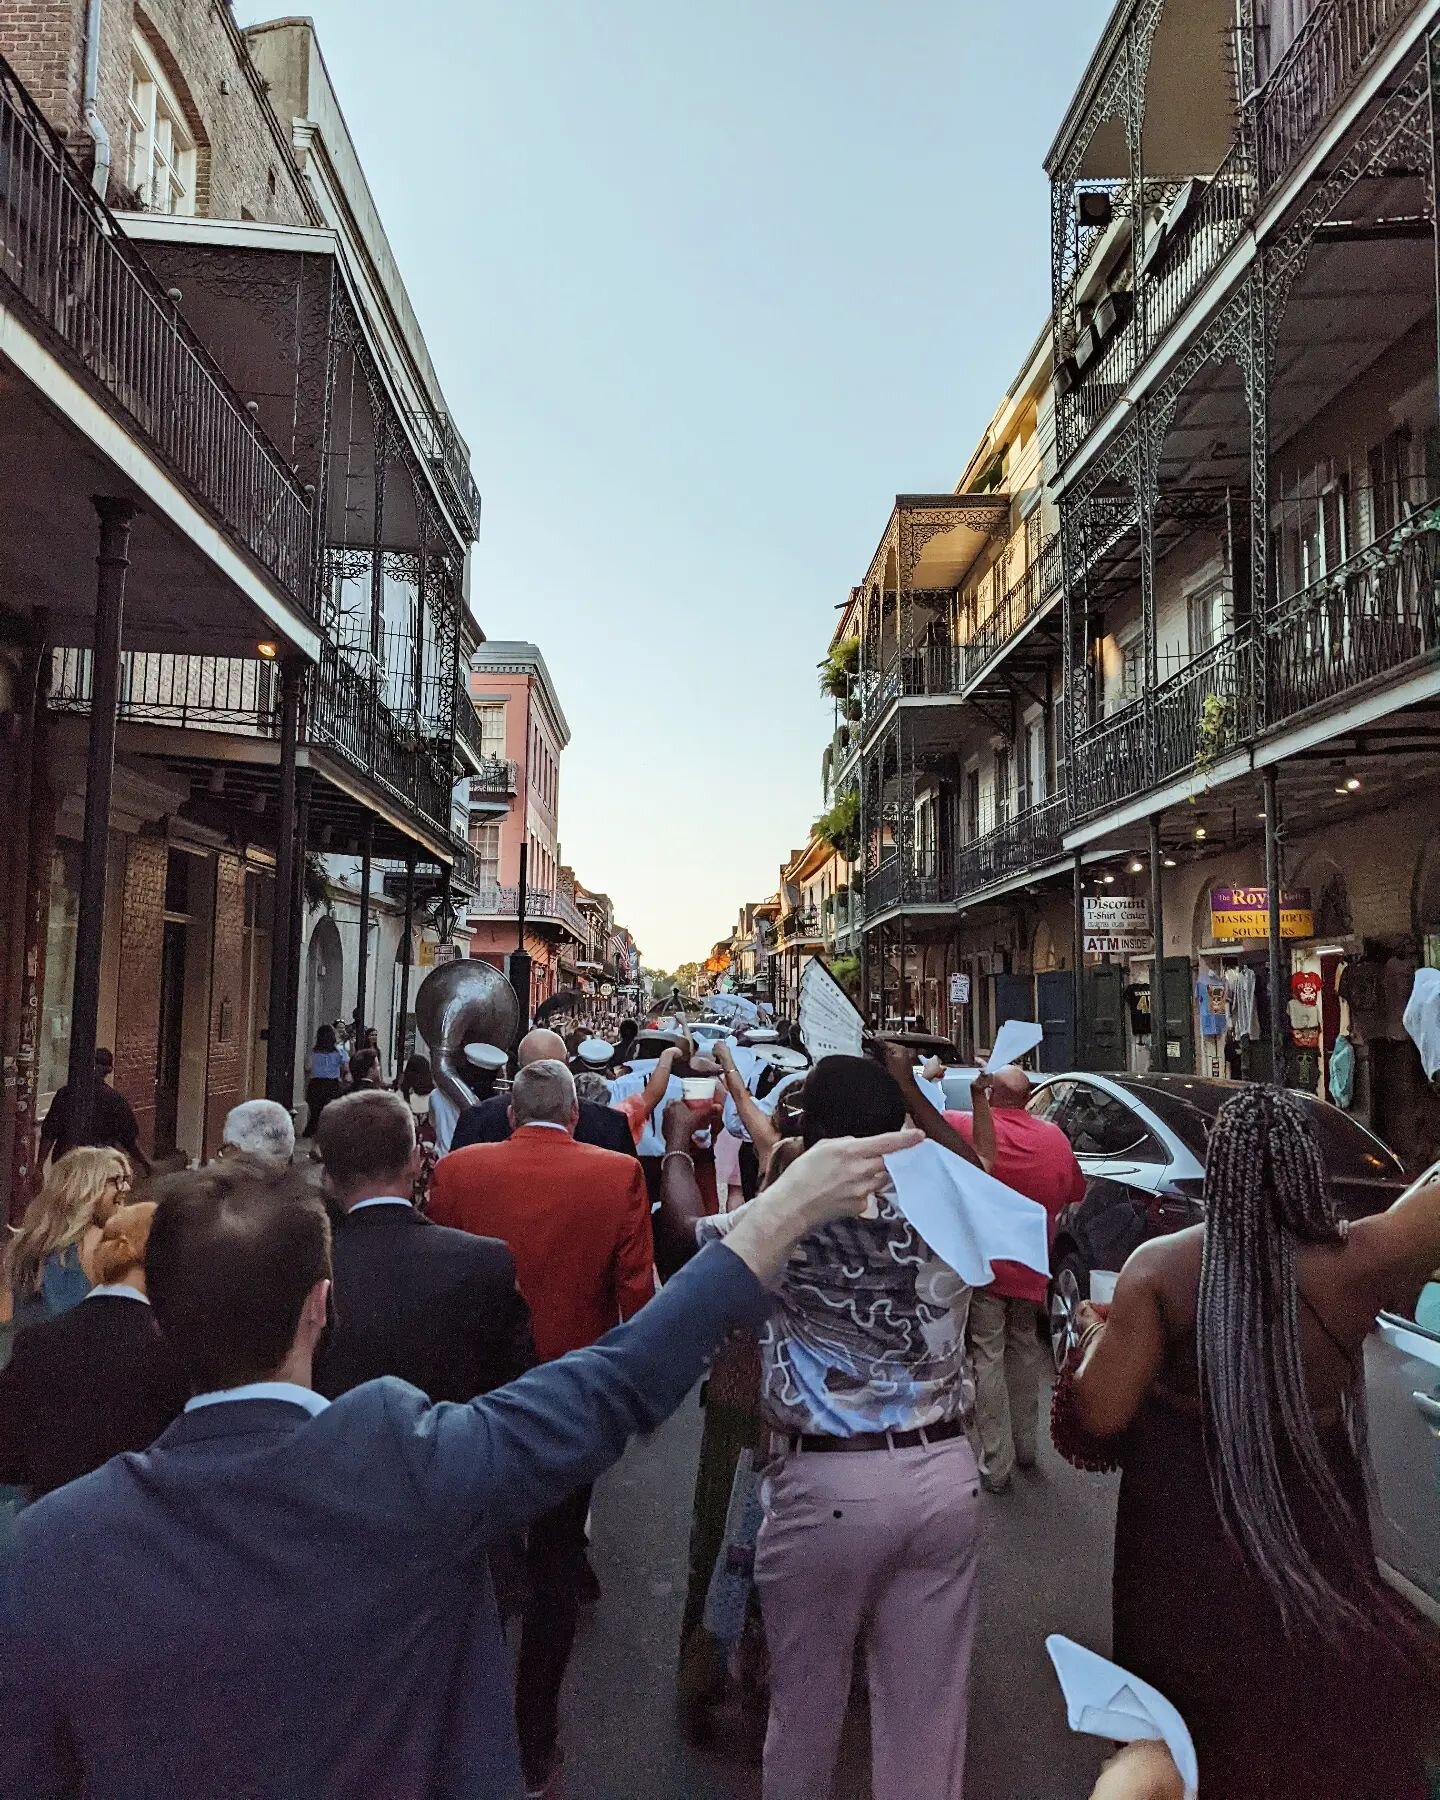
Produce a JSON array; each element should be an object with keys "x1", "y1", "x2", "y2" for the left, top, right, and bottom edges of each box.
[{"x1": 0, "y1": 10, "x2": 482, "y2": 1203}]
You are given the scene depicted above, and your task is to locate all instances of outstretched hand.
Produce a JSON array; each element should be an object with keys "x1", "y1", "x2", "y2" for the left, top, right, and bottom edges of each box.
[
  {"x1": 1089, "y1": 1742, "x2": 1185, "y2": 1800},
  {"x1": 878, "y1": 1040, "x2": 917, "y2": 1086}
]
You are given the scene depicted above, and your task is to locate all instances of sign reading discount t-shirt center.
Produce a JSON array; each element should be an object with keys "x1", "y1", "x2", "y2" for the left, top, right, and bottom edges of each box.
[
  {"x1": 1209, "y1": 885, "x2": 1313, "y2": 941},
  {"x1": 1082, "y1": 895, "x2": 1153, "y2": 956}
]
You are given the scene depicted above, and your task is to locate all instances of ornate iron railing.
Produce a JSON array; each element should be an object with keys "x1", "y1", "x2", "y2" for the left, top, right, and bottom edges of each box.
[
  {"x1": 405, "y1": 407, "x2": 482, "y2": 539},
  {"x1": 865, "y1": 537, "x2": 1062, "y2": 718},
  {"x1": 466, "y1": 883, "x2": 588, "y2": 940},
  {"x1": 1068, "y1": 696, "x2": 1150, "y2": 820},
  {"x1": 49, "y1": 648, "x2": 281, "y2": 733},
  {"x1": 858, "y1": 857, "x2": 946, "y2": 919},
  {"x1": 308, "y1": 644, "x2": 452, "y2": 832},
  {"x1": 1142, "y1": 140, "x2": 1255, "y2": 349},
  {"x1": 453, "y1": 684, "x2": 489, "y2": 765},
  {"x1": 1065, "y1": 309, "x2": 1137, "y2": 455},
  {"x1": 952, "y1": 793, "x2": 1069, "y2": 898},
  {"x1": 1251, "y1": 0, "x2": 1416, "y2": 194},
  {"x1": 1151, "y1": 633, "x2": 1257, "y2": 789},
  {"x1": 470, "y1": 755, "x2": 519, "y2": 796},
  {"x1": 0, "y1": 56, "x2": 316, "y2": 608},
  {"x1": 779, "y1": 907, "x2": 822, "y2": 944},
  {"x1": 1266, "y1": 506, "x2": 1440, "y2": 719}
]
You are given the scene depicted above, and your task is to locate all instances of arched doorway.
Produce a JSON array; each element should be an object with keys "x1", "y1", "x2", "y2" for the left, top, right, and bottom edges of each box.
[{"x1": 306, "y1": 915, "x2": 344, "y2": 1057}]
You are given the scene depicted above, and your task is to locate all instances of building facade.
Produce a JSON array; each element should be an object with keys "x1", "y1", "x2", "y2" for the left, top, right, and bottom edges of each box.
[
  {"x1": 464, "y1": 641, "x2": 587, "y2": 1007},
  {"x1": 0, "y1": 11, "x2": 481, "y2": 1199},
  {"x1": 829, "y1": 0, "x2": 1440, "y2": 1170}
]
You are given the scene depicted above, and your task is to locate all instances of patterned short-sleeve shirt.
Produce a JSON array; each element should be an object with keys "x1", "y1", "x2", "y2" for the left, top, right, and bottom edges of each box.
[{"x1": 695, "y1": 1201, "x2": 974, "y2": 1437}]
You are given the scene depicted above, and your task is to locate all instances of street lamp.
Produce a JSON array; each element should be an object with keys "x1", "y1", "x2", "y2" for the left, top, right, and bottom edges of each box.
[{"x1": 433, "y1": 886, "x2": 460, "y2": 946}]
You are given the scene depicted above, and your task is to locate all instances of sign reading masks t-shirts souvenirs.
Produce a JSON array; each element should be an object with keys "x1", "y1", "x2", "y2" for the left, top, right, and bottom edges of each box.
[
  {"x1": 1210, "y1": 885, "x2": 1313, "y2": 942},
  {"x1": 1082, "y1": 895, "x2": 1154, "y2": 956}
]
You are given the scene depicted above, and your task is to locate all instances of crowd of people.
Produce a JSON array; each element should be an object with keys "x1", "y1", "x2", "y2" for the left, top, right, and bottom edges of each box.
[{"x1": 1, "y1": 1004, "x2": 1439, "y2": 1798}]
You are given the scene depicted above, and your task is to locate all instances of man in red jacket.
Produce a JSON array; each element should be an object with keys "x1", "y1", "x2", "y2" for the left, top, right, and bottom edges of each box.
[
  {"x1": 430, "y1": 1057, "x2": 654, "y2": 1796},
  {"x1": 946, "y1": 1064, "x2": 1085, "y2": 1494}
]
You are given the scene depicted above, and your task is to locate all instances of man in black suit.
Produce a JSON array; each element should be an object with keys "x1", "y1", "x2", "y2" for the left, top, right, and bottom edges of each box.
[
  {"x1": 314, "y1": 1090, "x2": 535, "y2": 1405},
  {"x1": 0, "y1": 1201, "x2": 186, "y2": 1500},
  {"x1": 451, "y1": 1028, "x2": 635, "y2": 1157}
]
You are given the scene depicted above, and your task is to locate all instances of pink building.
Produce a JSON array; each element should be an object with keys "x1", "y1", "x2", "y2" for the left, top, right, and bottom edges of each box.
[{"x1": 464, "y1": 642, "x2": 586, "y2": 1006}]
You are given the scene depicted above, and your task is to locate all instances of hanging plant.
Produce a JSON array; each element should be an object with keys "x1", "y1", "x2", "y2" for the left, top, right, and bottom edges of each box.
[
  {"x1": 815, "y1": 787, "x2": 861, "y2": 860},
  {"x1": 1194, "y1": 692, "x2": 1234, "y2": 778},
  {"x1": 303, "y1": 852, "x2": 333, "y2": 914},
  {"x1": 829, "y1": 953, "x2": 861, "y2": 998},
  {"x1": 820, "y1": 634, "x2": 861, "y2": 699},
  {"x1": 845, "y1": 697, "x2": 863, "y2": 723}
]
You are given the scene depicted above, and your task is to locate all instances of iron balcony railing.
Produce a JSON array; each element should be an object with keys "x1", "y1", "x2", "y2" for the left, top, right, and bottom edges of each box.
[
  {"x1": 470, "y1": 755, "x2": 519, "y2": 797},
  {"x1": 860, "y1": 858, "x2": 945, "y2": 919},
  {"x1": 0, "y1": 56, "x2": 315, "y2": 609},
  {"x1": 1068, "y1": 694, "x2": 1151, "y2": 821},
  {"x1": 1057, "y1": 146, "x2": 1255, "y2": 465},
  {"x1": 952, "y1": 793, "x2": 1069, "y2": 898},
  {"x1": 49, "y1": 648, "x2": 282, "y2": 733},
  {"x1": 312, "y1": 644, "x2": 452, "y2": 831},
  {"x1": 1251, "y1": 0, "x2": 1416, "y2": 195},
  {"x1": 405, "y1": 408, "x2": 482, "y2": 540},
  {"x1": 1266, "y1": 504, "x2": 1440, "y2": 719},
  {"x1": 865, "y1": 536, "x2": 1062, "y2": 719},
  {"x1": 778, "y1": 907, "x2": 822, "y2": 945},
  {"x1": 466, "y1": 883, "x2": 588, "y2": 941}
]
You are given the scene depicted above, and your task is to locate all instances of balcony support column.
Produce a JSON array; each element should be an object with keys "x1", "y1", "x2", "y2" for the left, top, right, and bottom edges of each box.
[
  {"x1": 1148, "y1": 814, "x2": 1167, "y2": 1074},
  {"x1": 394, "y1": 844, "x2": 417, "y2": 1074},
  {"x1": 286, "y1": 770, "x2": 312, "y2": 1102},
  {"x1": 354, "y1": 820, "x2": 374, "y2": 1043},
  {"x1": 66, "y1": 499, "x2": 136, "y2": 1145},
  {"x1": 1072, "y1": 851, "x2": 1087, "y2": 1071},
  {"x1": 1262, "y1": 765, "x2": 1287, "y2": 1085},
  {"x1": 265, "y1": 661, "x2": 303, "y2": 1103}
]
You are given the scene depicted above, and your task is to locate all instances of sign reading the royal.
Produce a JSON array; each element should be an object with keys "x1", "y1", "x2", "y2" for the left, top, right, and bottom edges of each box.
[
  {"x1": 1082, "y1": 895, "x2": 1154, "y2": 956},
  {"x1": 1209, "y1": 885, "x2": 1313, "y2": 941}
]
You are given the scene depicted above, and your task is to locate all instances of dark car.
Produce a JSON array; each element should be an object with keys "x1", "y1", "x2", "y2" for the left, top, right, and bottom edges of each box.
[{"x1": 1034, "y1": 1072, "x2": 1407, "y2": 1368}]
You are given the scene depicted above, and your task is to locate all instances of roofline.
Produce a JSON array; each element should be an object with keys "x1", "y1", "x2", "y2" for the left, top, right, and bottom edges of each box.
[{"x1": 1043, "y1": 0, "x2": 1133, "y2": 176}]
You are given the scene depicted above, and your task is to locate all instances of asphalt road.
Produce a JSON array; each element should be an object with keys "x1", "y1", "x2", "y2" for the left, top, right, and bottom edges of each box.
[{"x1": 563, "y1": 1390, "x2": 1118, "y2": 1800}]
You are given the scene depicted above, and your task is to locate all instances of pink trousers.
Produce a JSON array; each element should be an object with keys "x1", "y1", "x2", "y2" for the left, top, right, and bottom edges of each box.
[{"x1": 755, "y1": 1435, "x2": 982, "y2": 1800}]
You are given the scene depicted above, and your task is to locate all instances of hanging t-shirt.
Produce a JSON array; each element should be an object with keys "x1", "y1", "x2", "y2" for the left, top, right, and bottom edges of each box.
[
  {"x1": 1196, "y1": 972, "x2": 1229, "y2": 1038},
  {"x1": 1288, "y1": 969, "x2": 1322, "y2": 1050},
  {"x1": 1225, "y1": 965, "x2": 1257, "y2": 1041},
  {"x1": 1123, "y1": 982, "x2": 1152, "y2": 1038}
]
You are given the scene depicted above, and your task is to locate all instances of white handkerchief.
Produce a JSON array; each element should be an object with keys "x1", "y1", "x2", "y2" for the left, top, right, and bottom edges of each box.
[
  {"x1": 882, "y1": 1140, "x2": 1049, "y2": 1286},
  {"x1": 988, "y1": 1017, "x2": 1046, "y2": 1071},
  {"x1": 1046, "y1": 1636, "x2": 1198, "y2": 1798}
]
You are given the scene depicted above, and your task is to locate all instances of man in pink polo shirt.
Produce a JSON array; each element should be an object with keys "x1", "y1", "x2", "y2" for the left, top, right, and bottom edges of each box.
[{"x1": 946, "y1": 1065, "x2": 1084, "y2": 1493}]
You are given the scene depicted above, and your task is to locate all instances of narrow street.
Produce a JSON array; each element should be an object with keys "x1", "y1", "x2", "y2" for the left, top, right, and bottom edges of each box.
[{"x1": 566, "y1": 1390, "x2": 1116, "y2": 1800}]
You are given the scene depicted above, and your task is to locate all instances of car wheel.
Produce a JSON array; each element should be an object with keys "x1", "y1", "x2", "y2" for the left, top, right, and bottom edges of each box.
[{"x1": 1049, "y1": 1253, "x2": 1089, "y2": 1374}]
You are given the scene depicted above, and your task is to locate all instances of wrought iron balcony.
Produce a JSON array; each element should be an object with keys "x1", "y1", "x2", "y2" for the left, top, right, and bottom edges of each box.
[
  {"x1": 453, "y1": 686, "x2": 489, "y2": 767},
  {"x1": 405, "y1": 407, "x2": 482, "y2": 540},
  {"x1": 860, "y1": 858, "x2": 945, "y2": 920},
  {"x1": 1265, "y1": 504, "x2": 1440, "y2": 720},
  {"x1": 864, "y1": 537, "x2": 1061, "y2": 720},
  {"x1": 310, "y1": 645, "x2": 453, "y2": 830},
  {"x1": 778, "y1": 907, "x2": 822, "y2": 945},
  {"x1": 465, "y1": 883, "x2": 588, "y2": 942},
  {"x1": 0, "y1": 56, "x2": 315, "y2": 609},
  {"x1": 470, "y1": 756, "x2": 519, "y2": 798},
  {"x1": 952, "y1": 793, "x2": 1069, "y2": 897},
  {"x1": 1250, "y1": 0, "x2": 1418, "y2": 196},
  {"x1": 50, "y1": 648, "x2": 282, "y2": 734}
]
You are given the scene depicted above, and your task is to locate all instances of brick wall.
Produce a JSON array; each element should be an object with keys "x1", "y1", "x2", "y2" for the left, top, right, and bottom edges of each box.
[
  {"x1": 203, "y1": 849, "x2": 246, "y2": 1155},
  {"x1": 0, "y1": 0, "x2": 313, "y2": 224},
  {"x1": 112, "y1": 831, "x2": 164, "y2": 1151}
]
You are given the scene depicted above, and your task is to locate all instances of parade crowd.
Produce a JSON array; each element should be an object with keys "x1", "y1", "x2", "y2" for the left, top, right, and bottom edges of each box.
[{"x1": 2, "y1": 999, "x2": 1440, "y2": 1800}]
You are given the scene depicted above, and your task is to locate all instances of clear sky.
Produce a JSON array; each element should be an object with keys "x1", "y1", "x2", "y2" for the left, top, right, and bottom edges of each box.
[{"x1": 245, "y1": 0, "x2": 1114, "y2": 969}]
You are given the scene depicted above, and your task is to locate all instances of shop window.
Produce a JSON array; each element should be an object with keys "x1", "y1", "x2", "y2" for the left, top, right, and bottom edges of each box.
[{"x1": 127, "y1": 34, "x2": 198, "y2": 216}]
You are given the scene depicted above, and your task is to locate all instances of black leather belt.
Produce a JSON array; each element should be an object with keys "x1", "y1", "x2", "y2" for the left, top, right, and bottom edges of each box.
[{"x1": 780, "y1": 1418, "x2": 967, "y2": 1455}]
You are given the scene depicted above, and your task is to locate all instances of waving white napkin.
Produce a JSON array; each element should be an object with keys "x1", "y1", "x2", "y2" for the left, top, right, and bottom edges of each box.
[
  {"x1": 987, "y1": 1016, "x2": 1046, "y2": 1071},
  {"x1": 882, "y1": 1139, "x2": 1049, "y2": 1286},
  {"x1": 1046, "y1": 1636, "x2": 1198, "y2": 1798}
]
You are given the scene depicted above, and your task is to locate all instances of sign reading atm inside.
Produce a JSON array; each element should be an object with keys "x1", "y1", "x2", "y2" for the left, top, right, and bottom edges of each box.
[{"x1": 1210, "y1": 885, "x2": 1313, "y2": 941}]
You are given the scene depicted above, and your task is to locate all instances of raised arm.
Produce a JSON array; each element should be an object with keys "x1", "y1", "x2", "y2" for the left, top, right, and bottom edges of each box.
[
  {"x1": 715, "y1": 1040, "x2": 780, "y2": 1161},
  {"x1": 654, "y1": 1100, "x2": 711, "y2": 1278},
  {"x1": 636, "y1": 1045, "x2": 680, "y2": 1122},
  {"x1": 406, "y1": 1126, "x2": 925, "y2": 1546},
  {"x1": 879, "y1": 1042, "x2": 990, "y2": 1172}
]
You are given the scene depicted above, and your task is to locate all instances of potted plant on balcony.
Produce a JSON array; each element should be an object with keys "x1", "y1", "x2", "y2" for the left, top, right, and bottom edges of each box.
[
  {"x1": 815, "y1": 787, "x2": 861, "y2": 862},
  {"x1": 820, "y1": 634, "x2": 861, "y2": 701},
  {"x1": 1193, "y1": 691, "x2": 1235, "y2": 778}
]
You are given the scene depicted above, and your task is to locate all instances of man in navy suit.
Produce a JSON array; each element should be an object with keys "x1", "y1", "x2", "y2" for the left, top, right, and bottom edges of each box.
[{"x1": 0, "y1": 1123, "x2": 918, "y2": 1799}]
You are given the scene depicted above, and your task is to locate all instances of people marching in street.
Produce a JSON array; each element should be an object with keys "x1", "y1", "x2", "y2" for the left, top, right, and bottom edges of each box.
[{"x1": 6, "y1": 989, "x2": 1440, "y2": 1800}]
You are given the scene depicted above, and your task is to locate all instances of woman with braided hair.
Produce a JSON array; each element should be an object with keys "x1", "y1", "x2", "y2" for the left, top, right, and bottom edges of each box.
[{"x1": 1068, "y1": 1085, "x2": 1440, "y2": 1799}]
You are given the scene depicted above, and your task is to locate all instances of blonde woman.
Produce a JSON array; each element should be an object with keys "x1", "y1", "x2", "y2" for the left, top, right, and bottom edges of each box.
[{"x1": 2, "y1": 1148, "x2": 132, "y2": 1333}]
